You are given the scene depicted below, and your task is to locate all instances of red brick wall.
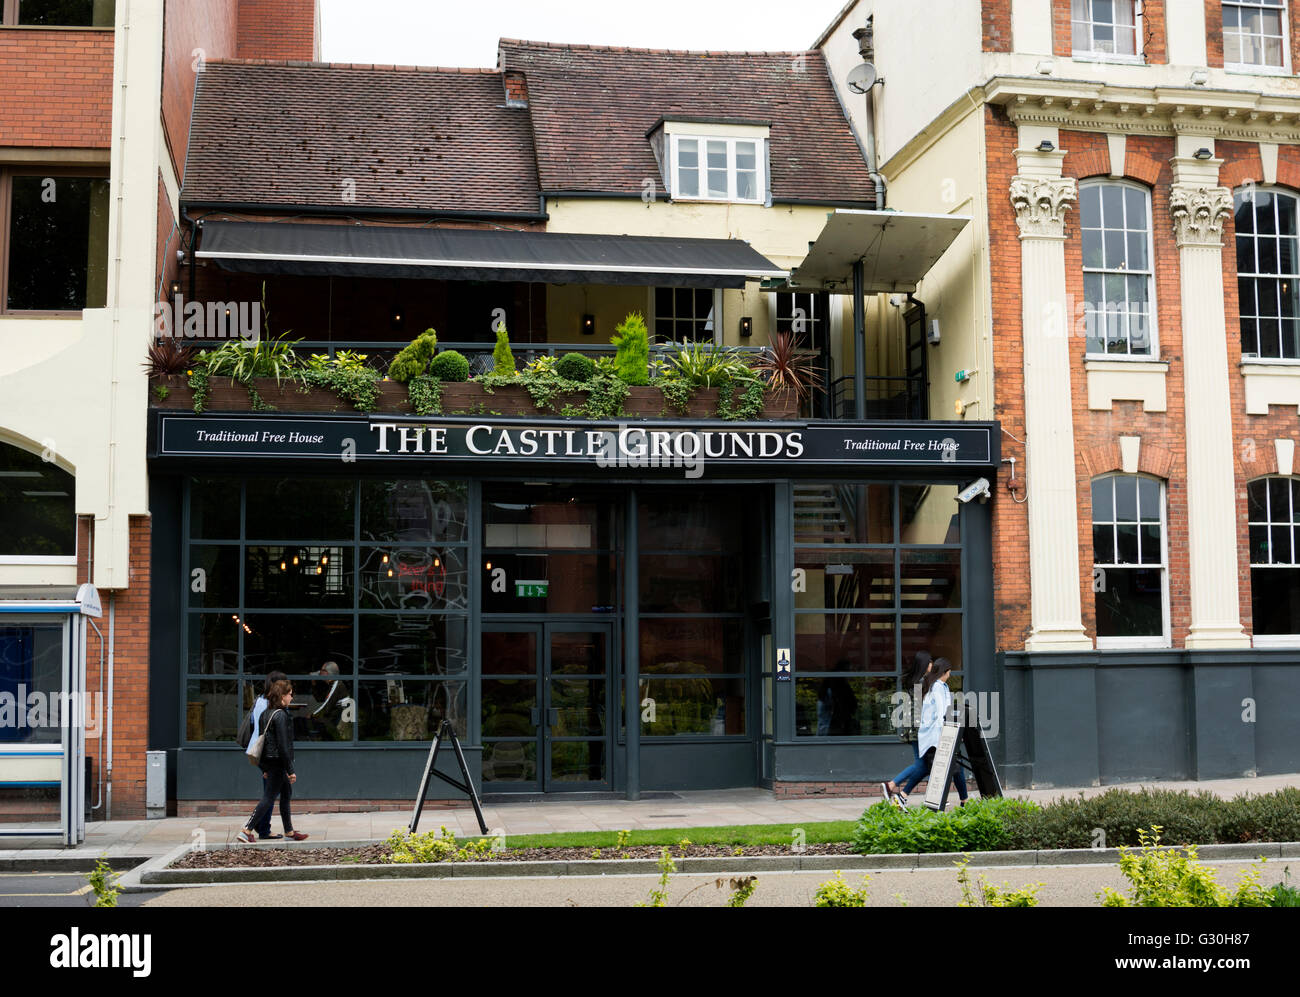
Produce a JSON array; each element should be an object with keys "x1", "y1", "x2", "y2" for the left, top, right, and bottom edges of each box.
[
  {"x1": 236, "y1": 0, "x2": 318, "y2": 61},
  {"x1": 156, "y1": 172, "x2": 180, "y2": 299},
  {"x1": 1206, "y1": 0, "x2": 1225, "y2": 67},
  {"x1": 987, "y1": 117, "x2": 1285, "y2": 651},
  {"x1": 1218, "y1": 140, "x2": 1300, "y2": 637},
  {"x1": 0, "y1": 29, "x2": 113, "y2": 148},
  {"x1": 161, "y1": 0, "x2": 238, "y2": 184},
  {"x1": 985, "y1": 105, "x2": 1032, "y2": 649},
  {"x1": 983, "y1": 0, "x2": 1012, "y2": 52},
  {"x1": 77, "y1": 516, "x2": 152, "y2": 819},
  {"x1": 1052, "y1": 0, "x2": 1072, "y2": 56}
]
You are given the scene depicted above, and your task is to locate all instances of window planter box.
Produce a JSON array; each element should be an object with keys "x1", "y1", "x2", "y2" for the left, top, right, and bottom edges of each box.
[{"x1": 150, "y1": 376, "x2": 801, "y2": 420}]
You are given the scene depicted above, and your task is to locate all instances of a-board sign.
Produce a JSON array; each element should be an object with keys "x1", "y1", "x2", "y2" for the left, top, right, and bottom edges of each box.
[
  {"x1": 962, "y1": 721, "x2": 1004, "y2": 799},
  {"x1": 923, "y1": 722, "x2": 962, "y2": 811}
]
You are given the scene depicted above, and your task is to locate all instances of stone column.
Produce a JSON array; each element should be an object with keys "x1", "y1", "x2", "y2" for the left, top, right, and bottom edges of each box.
[
  {"x1": 1169, "y1": 169, "x2": 1249, "y2": 648},
  {"x1": 1011, "y1": 162, "x2": 1093, "y2": 651}
]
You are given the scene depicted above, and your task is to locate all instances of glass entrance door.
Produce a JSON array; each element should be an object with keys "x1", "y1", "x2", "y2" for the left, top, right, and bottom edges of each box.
[{"x1": 481, "y1": 623, "x2": 612, "y2": 792}]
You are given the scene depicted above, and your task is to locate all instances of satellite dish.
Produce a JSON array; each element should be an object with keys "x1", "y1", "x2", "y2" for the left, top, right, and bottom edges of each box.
[{"x1": 847, "y1": 62, "x2": 878, "y2": 94}]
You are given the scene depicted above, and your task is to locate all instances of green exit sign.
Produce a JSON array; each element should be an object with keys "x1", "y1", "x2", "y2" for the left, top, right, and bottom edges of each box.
[{"x1": 515, "y1": 580, "x2": 549, "y2": 598}]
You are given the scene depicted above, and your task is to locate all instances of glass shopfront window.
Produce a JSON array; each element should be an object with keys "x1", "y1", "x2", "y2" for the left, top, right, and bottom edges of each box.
[
  {"x1": 793, "y1": 481, "x2": 964, "y2": 737},
  {"x1": 182, "y1": 477, "x2": 470, "y2": 743}
]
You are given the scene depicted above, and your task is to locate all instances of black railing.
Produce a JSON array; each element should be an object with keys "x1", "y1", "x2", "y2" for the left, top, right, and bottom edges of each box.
[{"x1": 830, "y1": 374, "x2": 928, "y2": 421}]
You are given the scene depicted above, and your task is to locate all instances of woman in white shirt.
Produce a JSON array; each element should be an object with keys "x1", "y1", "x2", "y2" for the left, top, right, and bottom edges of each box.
[{"x1": 883, "y1": 658, "x2": 968, "y2": 806}]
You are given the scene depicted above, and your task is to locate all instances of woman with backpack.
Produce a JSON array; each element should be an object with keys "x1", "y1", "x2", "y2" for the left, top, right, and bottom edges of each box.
[{"x1": 238, "y1": 679, "x2": 308, "y2": 842}]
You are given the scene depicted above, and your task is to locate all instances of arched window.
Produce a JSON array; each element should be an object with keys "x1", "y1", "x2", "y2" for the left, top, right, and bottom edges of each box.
[
  {"x1": 1091, "y1": 473, "x2": 1168, "y2": 646},
  {"x1": 0, "y1": 441, "x2": 74, "y2": 560},
  {"x1": 1248, "y1": 476, "x2": 1300, "y2": 641},
  {"x1": 1233, "y1": 187, "x2": 1300, "y2": 360},
  {"x1": 1080, "y1": 180, "x2": 1156, "y2": 358}
]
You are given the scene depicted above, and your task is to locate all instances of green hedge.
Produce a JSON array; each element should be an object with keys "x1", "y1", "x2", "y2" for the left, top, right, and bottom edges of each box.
[{"x1": 850, "y1": 788, "x2": 1300, "y2": 855}]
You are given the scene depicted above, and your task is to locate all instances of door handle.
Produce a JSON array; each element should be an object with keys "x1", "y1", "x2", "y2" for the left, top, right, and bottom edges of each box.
[
  {"x1": 530, "y1": 708, "x2": 539, "y2": 727},
  {"x1": 548, "y1": 708, "x2": 559, "y2": 727}
]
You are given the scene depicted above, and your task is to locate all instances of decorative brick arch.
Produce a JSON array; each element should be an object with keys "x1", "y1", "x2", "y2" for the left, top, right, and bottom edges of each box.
[{"x1": 1080, "y1": 440, "x2": 1177, "y2": 479}]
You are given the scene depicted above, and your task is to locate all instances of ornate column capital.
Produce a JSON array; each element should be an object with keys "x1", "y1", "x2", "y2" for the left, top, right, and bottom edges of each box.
[
  {"x1": 1010, "y1": 176, "x2": 1077, "y2": 238},
  {"x1": 1169, "y1": 184, "x2": 1233, "y2": 248}
]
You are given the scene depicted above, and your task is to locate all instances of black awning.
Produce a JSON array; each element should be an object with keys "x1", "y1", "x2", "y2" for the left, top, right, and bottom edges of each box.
[{"x1": 195, "y1": 221, "x2": 787, "y2": 288}]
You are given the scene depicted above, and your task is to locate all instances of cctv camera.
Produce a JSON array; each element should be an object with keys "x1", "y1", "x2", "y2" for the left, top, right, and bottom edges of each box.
[{"x1": 956, "y1": 477, "x2": 991, "y2": 504}]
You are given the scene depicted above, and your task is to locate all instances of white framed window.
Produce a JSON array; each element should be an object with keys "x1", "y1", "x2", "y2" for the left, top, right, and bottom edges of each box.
[
  {"x1": 1071, "y1": 0, "x2": 1141, "y2": 59},
  {"x1": 1223, "y1": 0, "x2": 1289, "y2": 71},
  {"x1": 652, "y1": 287, "x2": 719, "y2": 343},
  {"x1": 670, "y1": 135, "x2": 765, "y2": 204},
  {"x1": 1248, "y1": 476, "x2": 1300, "y2": 642},
  {"x1": 1081, "y1": 180, "x2": 1156, "y2": 358},
  {"x1": 1234, "y1": 187, "x2": 1300, "y2": 360},
  {"x1": 1092, "y1": 473, "x2": 1169, "y2": 648}
]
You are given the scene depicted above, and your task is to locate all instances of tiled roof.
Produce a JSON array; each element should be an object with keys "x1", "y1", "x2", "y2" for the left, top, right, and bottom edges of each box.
[
  {"x1": 181, "y1": 61, "x2": 543, "y2": 217},
  {"x1": 498, "y1": 39, "x2": 875, "y2": 204}
]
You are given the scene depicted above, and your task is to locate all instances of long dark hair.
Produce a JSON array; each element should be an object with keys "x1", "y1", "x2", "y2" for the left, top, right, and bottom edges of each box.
[
  {"x1": 922, "y1": 657, "x2": 952, "y2": 698},
  {"x1": 905, "y1": 651, "x2": 932, "y2": 690}
]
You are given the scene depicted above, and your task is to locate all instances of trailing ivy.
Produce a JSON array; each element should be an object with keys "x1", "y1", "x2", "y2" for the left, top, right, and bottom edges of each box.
[
  {"x1": 188, "y1": 367, "x2": 210, "y2": 414},
  {"x1": 656, "y1": 378, "x2": 695, "y2": 415},
  {"x1": 246, "y1": 384, "x2": 276, "y2": 412},
  {"x1": 407, "y1": 375, "x2": 442, "y2": 416},
  {"x1": 304, "y1": 366, "x2": 382, "y2": 412},
  {"x1": 716, "y1": 378, "x2": 766, "y2": 421},
  {"x1": 477, "y1": 361, "x2": 627, "y2": 420}
]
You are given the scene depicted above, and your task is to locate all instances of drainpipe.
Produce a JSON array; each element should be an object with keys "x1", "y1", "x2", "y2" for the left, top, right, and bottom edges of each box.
[
  {"x1": 852, "y1": 23, "x2": 887, "y2": 210},
  {"x1": 106, "y1": 595, "x2": 115, "y2": 820}
]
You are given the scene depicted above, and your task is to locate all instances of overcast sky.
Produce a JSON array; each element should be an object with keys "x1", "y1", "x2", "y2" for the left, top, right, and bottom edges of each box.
[{"x1": 319, "y1": 0, "x2": 852, "y2": 67}]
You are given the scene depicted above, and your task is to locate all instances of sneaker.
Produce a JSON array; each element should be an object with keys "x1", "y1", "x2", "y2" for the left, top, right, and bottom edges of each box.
[
  {"x1": 236, "y1": 829, "x2": 256, "y2": 843},
  {"x1": 879, "y1": 782, "x2": 892, "y2": 801},
  {"x1": 285, "y1": 831, "x2": 309, "y2": 841}
]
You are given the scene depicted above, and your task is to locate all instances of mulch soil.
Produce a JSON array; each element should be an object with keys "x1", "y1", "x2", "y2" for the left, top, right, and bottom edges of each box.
[{"x1": 170, "y1": 841, "x2": 856, "y2": 869}]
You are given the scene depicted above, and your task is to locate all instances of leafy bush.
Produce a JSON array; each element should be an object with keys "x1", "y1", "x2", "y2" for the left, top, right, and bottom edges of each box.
[
  {"x1": 955, "y1": 856, "x2": 1042, "y2": 907},
  {"x1": 407, "y1": 375, "x2": 441, "y2": 416},
  {"x1": 303, "y1": 364, "x2": 381, "y2": 412},
  {"x1": 851, "y1": 798, "x2": 1038, "y2": 854},
  {"x1": 492, "y1": 325, "x2": 517, "y2": 375},
  {"x1": 1269, "y1": 870, "x2": 1300, "y2": 907},
  {"x1": 658, "y1": 340, "x2": 755, "y2": 388},
  {"x1": 812, "y1": 871, "x2": 869, "y2": 907},
  {"x1": 428, "y1": 350, "x2": 470, "y2": 382},
  {"x1": 1098, "y1": 827, "x2": 1271, "y2": 907},
  {"x1": 384, "y1": 826, "x2": 492, "y2": 864},
  {"x1": 611, "y1": 311, "x2": 650, "y2": 385},
  {"x1": 202, "y1": 333, "x2": 304, "y2": 385},
  {"x1": 387, "y1": 329, "x2": 438, "y2": 383},
  {"x1": 86, "y1": 856, "x2": 120, "y2": 908},
  {"x1": 1219, "y1": 787, "x2": 1300, "y2": 844},
  {"x1": 1001, "y1": 789, "x2": 1228, "y2": 851},
  {"x1": 556, "y1": 352, "x2": 596, "y2": 383}
]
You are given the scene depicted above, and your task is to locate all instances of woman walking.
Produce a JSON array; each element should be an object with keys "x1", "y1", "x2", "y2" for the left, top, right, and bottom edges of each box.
[
  {"x1": 238, "y1": 679, "x2": 308, "y2": 842},
  {"x1": 881, "y1": 657, "x2": 968, "y2": 807}
]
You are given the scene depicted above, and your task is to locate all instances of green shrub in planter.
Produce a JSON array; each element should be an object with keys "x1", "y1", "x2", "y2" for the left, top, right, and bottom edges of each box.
[
  {"x1": 851, "y1": 797, "x2": 1037, "y2": 855},
  {"x1": 611, "y1": 311, "x2": 649, "y2": 386},
  {"x1": 387, "y1": 329, "x2": 438, "y2": 383},
  {"x1": 1001, "y1": 789, "x2": 1227, "y2": 851},
  {"x1": 556, "y1": 352, "x2": 596, "y2": 383},
  {"x1": 1219, "y1": 787, "x2": 1300, "y2": 844},
  {"x1": 492, "y1": 326, "x2": 517, "y2": 376},
  {"x1": 428, "y1": 350, "x2": 470, "y2": 383}
]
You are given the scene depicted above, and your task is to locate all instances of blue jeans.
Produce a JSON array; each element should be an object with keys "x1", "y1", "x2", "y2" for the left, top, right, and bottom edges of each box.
[
  {"x1": 254, "y1": 770, "x2": 292, "y2": 836},
  {"x1": 892, "y1": 746, "x2": 969, "y2": 799}
]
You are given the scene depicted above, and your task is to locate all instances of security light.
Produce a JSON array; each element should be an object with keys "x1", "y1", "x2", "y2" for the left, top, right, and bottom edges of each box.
[
  {"x1": 1194, "y1": 148, "x2": 1213, "y2": 160},
  {"x1": 1037, "y1": 140, "x2": 1055, "y2": 152}
]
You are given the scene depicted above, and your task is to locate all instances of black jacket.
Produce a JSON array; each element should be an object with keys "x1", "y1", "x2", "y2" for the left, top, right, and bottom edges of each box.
[{"x1": 259, "y1": 709, "x2": 295, "y2": 774}]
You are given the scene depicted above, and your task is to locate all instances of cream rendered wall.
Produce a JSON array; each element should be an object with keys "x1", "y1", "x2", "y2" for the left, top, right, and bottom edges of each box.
[
  {"x1": 0, "y1": 0, "x2": 163, "y2": 591},
  {"x1": 877, "y1": 104, "x2": 992, "y2": 425},
  {"x1": 543, "y1": 197, "x2": 838, "y2": 348},
  {"x1": 1166, "y1": 0, "x2": 1208, "y2": 67},
  {"x1": 1012, "y1": 0, "x2": 1054, "y2": 55},
  {"x1": 820, "y1": 0, "x2": 984, "y2": 166}
]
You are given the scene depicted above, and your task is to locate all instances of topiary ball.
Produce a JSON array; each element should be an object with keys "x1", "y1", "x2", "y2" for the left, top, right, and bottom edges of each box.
[
  {"x1": 428, "y1": 350, "x2": 470, "y2": 382},
  {"x1": 556, "y1": 352, "x2": 596, "y2": 383}
]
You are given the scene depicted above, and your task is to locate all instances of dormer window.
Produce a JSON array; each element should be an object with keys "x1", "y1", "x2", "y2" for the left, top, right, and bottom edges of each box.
[{"x1": 653, "y1": 121, "x2": 769, "y2": 205}]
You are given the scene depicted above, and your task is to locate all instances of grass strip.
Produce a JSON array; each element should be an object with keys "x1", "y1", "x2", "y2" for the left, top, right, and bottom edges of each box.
[{"x1": 493, "y1": 820, "x2": 857, "y2": 850}]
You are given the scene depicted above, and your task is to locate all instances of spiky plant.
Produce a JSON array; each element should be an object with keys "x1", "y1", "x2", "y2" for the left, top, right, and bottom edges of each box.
[
  {"x1": 751, "y1": 331, "x2": 823, "y2": 405},
  {"x1": 143, "y1": 339, "x2": 198, "y2": 377}
]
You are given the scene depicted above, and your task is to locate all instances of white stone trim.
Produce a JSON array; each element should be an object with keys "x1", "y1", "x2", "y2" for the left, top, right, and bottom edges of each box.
[
  {"x1": 1276, "y1": 438, "x2": 1296, "y2": 477},
  {"x1": 1084, "y1": 359, "x2": 1169, "y2": 412},
  {"x1": 1260, "y1": 142, "x2": 1279, "y2": 185},
  {"x1": 1241, "y1": 362, "x2": 1300, "y2": 415},
  {"x1": 1106, "y1": 133, "x2": 1126, "y2": 177},
  {"x1": 1119, "y1": 436, "x2": 1141, "y2": 474}
]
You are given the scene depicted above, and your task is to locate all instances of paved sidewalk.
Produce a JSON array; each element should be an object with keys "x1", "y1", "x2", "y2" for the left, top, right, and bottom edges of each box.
[{"x1": 2, "y1": 772, "x2": 1296, "y2": 863}]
